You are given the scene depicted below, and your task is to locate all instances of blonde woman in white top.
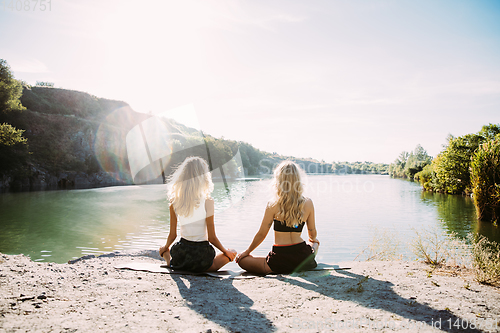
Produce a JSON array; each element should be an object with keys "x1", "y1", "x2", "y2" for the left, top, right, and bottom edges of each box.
[{"x1": 159, "y1": 157, "x2": 236, "y2": 272}]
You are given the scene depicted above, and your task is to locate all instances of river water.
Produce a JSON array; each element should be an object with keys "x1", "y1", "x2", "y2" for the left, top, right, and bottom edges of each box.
[{"x1": 0, "y1": 175, "x2": 498, "y2": 264}]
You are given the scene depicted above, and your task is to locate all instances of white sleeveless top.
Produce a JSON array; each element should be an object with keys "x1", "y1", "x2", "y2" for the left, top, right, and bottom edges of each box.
[{"x1": 177, "y1": 199, "x2": 208, "y2": 242}]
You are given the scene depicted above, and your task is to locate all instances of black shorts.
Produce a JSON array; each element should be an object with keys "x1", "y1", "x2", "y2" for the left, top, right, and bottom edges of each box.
[
  {"x1": 266, "y1": 241, "x2": 317, "y2": 274},
  {"x1": 170, "y1": 238, "x2": 215, "y2": 273}
]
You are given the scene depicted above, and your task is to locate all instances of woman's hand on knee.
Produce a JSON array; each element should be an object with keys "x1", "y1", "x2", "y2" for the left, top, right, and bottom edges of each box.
[
  {"x1": 309, "y1": 238, "x2": 320, "y2": 253},
  {"x1": 235, "y1": 249, "x2": 250, "y2": 263},
  {"x1": 224, "y1": 249, "x2": 237, "y2": 262},
  {"x1": 309, "y1": 238, "x2": 320, "y2": 245}
]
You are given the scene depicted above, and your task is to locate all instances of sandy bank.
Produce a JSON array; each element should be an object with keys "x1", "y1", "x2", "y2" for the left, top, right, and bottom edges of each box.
[{"x1": 0, "y1": 252, "x2": 499, "y2": 332}]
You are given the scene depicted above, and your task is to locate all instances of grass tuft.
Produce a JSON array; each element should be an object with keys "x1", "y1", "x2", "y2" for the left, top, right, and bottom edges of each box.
[
  {"x1": 355, "y1": 227, "x2": 402, "y2": 261},
  {"x1": 347, "y1": 275, "x2": 369, "y2": 293}
]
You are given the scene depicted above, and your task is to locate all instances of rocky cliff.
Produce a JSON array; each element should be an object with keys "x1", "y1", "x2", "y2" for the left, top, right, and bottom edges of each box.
[{"x1": 0, "y1": 86, "x2": 151, "y2": 190}]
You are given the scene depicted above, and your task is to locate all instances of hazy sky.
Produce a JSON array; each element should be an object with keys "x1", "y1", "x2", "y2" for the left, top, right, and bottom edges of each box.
[{"x1": 1, "y1": 0, "x2": 500, "y2": 163}]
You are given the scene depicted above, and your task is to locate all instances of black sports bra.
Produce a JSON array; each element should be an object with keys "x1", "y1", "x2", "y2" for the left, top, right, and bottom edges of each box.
[{"x1": 273, "y1": 219, "x2": 305, "y2": 232}]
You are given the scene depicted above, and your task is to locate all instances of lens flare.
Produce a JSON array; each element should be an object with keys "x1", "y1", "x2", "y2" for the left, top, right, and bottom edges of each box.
[
  {"x1": 94, "y1": 106, "x2": 143, "y2": 183},
  {"x1": 126, "y1": 116, "x2": 173, "y2": 184},
  {"x1": 124, "y1": 104, "x2": 246, "y2": 207}
]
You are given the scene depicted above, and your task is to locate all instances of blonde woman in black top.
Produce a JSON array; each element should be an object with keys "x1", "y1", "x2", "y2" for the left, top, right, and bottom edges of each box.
[{"x1": 236, "y1": 161, "x2": 319, "y2": 274}]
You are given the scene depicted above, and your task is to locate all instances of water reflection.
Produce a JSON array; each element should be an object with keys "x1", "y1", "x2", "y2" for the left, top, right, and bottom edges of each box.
[
  {"x1": 420, "y1": 191, "x2": 477, "y2": 238},
  {"x1": 420, "y1": 191, "x2": 500, "y2": 242},
  {"x1": 0, "y1": 176, "x2": 498, "y2": 263},
  {"x1": 0, "y1": 185, "x2": 170, "y2": 262}
]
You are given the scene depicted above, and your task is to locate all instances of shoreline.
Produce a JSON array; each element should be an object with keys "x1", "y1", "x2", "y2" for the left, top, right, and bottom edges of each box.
[
  {"x1": 0, "y1": 173, "x2": 390, "y2": 193},
  {"x1": 1, "y1": 252, "x2": 499, "y2": 332}
]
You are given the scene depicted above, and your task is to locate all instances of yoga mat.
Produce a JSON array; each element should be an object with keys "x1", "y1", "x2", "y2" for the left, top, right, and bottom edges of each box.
[
  {"x1": 114, "y1": 262, "x2": 257, "y2": 279},
  {"x1": 114, "y1": 262, "x2": 350, "y2": 279}
]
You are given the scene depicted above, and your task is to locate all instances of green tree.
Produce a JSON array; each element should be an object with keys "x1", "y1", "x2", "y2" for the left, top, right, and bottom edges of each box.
[
  {"x1": 478, "y1": 123, "x2": 500, "y2": 141},
  {"x1": 414, "y1": 125, "x2": 500, "y2": 195},
  {"x1": 0, "y1": 123, "x2": 29, "y2": 175},
  {"x1": 389, "y1": 151, "x2": 408, "y2": 178},
  {"x1": 0, "y1": 59, "x2": 26, "y2": 114},
  {"x1": 433, "y1": 134, "x2": 484, "y2": 194},
  {"x1": 404, "y1": 145, "x2": 432, "y2": 179},
  {"x1": 471, "y1": 137, "x2": 500, "y2": 222},
  {"x1": 389, "y1": 145, "x2": 431, "y2": 179}
]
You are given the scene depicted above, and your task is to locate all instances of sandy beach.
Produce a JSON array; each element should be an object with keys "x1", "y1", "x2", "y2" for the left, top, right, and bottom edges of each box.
[{"x1": 1, "y1": 251, "x2": 499, "y2": 333}]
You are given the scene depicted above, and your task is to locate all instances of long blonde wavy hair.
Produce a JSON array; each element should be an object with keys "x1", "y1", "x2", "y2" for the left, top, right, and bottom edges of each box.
[
  {"x1": 168, "y1": 156, "x2": 214, "y2": 217},
  {"x1": 271, "y1": 161, "x2": 306, "y2": 227}
]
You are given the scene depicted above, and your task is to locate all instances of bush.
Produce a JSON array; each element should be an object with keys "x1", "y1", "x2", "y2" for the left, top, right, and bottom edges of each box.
[
  {"x1": 468, "y1": 233, "x2": 500, "y2": 285},
  {"x1": 414, "y1": 164, "x2": 435, "y2": 191},
  {"x1": 471, "y1": 138, "x2": 500, "y2": 222}
]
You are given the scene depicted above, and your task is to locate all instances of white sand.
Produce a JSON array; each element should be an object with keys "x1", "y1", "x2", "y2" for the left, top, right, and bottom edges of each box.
[{"x1": 1, "y1": 252, "x2": 499, "y2": 332}]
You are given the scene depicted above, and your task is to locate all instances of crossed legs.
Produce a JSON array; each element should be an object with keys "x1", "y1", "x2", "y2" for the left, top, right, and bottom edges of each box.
[
  {"x1": 237, "y1": 255, "x2": 273, "y2": 275},
  {"x1": 206, "y1": 249, "x2": 237, "y2": 272}
]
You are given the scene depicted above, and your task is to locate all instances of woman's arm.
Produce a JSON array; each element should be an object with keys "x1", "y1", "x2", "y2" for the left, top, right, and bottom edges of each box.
[
  {"x1": 205, "y1": 198, "x2": 236, "y2": 261},
  {"x1": 159, "y1": 204, "x2": 178, "y2": 256},
  {"x1": 305, "y1": 199, "x2": 319, "y2": 251},
  {"x1": 235, "y1": 204, "x2": 274, "y2": 262}
]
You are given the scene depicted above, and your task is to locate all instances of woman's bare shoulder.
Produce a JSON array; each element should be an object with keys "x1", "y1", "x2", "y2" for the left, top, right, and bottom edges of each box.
[
  {"x1": 304, "y1": 196, "x2": 313, "y2": 204},
  {"x1": 304, "y1": 197, "x2": 314, "y2": 209},
  {"x1": 266, "y1": 201, "x2": 278, "y2": 210},
  {"x1": 265, "y1": 201, "x2": 278, "y2": 216},
  {"x1": 204, "y1": 197, "x2": 214, "y2": 215}
]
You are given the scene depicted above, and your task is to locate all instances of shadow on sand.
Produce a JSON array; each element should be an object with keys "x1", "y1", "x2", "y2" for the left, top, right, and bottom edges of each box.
[
  {"x1": 276, "y1": 268, "x2": 485, "y2": 332},
  {"x1": 171, "y1": 274, "x2": 276, "y2": 332}
]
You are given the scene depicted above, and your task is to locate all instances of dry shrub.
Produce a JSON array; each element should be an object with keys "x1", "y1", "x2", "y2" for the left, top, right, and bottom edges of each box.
[
  {"x1": 409, "y1": 227, "x2": 470, "y2": 267},
  {"x1": 468, "y1": 233, "x2": 500, "y2": 285}
]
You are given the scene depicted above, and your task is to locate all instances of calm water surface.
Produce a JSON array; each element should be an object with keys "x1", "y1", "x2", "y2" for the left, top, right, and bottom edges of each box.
[{"x1": 1, "y1": 175, "x2": 498, "y2": 264}]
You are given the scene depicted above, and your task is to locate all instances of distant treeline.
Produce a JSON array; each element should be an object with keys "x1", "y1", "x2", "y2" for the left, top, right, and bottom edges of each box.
[
  {"x1": 389, "y1": 124, "x2": 500, "y2": 222},
  {"x1": 164, "y1": 128, "x2": 389, "y2": 177},
  {"x1": 332, "y1": 161, "x2": 389, "y2": 175}
]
